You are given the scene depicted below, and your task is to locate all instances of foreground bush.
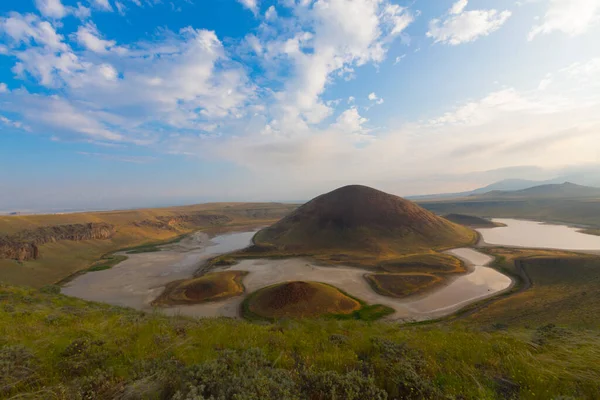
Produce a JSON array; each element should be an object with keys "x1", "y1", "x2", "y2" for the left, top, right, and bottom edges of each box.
[{"x1": 1, "y1": 284, "x2": 599, "y2": 399}]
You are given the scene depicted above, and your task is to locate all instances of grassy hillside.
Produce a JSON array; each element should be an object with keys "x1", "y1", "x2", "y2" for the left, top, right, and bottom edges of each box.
[
  {"x1": 466, "y1": 249, "x2": 600, "y2": 329},
  {"x1": 255, "y1": 185, "x2": 476, "y2": 256},
  {"x1": 443, "y1": 214, "x2": 505, "y2": 228},
  {"x1": 420, "y1": 198, "x2": 600, "y2": 228},
  {"x1": 2, "y1": 283, "x2": 599, "y2": 399},
  {"x1": 0, "y1": 203, "x2": 296, "y2": 288}
]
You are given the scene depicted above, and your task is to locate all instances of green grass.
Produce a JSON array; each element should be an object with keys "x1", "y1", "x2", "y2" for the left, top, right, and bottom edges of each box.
[
  {"x1": 579, "y1": 228, "x2": 600, "y2": 236},
  {"x1": 0, "y1": 203, "x2": 296, "y2": 288},
  {"x1": 241, "y1": 282, "x2": 394, "y2": 322},
  {"x1": 365, "y1": 273, "x2": 442, "y2": 298},
  {"x1": 466, "y1": 249, "x2": 600, "y2": 329},
  {"x1": 2, "y1": 283, "x2": 600, "y2": 399}
]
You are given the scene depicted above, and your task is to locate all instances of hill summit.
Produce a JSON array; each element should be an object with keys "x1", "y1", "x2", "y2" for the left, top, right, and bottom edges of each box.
[{"x1": 254, "y1": 185, "x2": 475, "y2": 254}]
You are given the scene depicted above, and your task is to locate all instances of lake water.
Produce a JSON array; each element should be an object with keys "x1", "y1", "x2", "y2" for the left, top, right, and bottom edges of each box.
[
  {"x1": 62, "y1": 229, "x2": 513, "y2": 321},
  {"x1": 477, "y1": 218, "x2": 600, "y2": 251}
]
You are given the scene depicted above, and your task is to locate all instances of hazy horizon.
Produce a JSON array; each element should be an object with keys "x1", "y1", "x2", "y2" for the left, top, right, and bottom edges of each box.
[{"x1": 1, "y1": 0, "x2": 599, "y2": 211}]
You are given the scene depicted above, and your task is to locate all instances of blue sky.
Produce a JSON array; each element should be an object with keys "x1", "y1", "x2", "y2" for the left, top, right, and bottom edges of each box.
[{"x1": 0, "y1": 0, "x2": 599, "y2": 211}]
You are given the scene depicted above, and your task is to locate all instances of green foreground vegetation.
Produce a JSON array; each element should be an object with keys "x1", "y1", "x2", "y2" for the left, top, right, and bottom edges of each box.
[{"x1": 1, "y1": 283, "x2": 599, "y2": 399}]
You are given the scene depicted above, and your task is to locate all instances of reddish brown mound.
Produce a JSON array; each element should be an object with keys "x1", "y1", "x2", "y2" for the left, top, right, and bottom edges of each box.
[
  {"x1": 366, "y1": 273, "x2": 443, "y2": 298},
  {"x1": 254, "y1": 185, "x2": 475, "y2": 254},
  {"x1": 152, "y1": 271, "x2": 246, "y2": 306},
  {"x1": 245, "y1": 281, "x2": 361, "y2": 318}
]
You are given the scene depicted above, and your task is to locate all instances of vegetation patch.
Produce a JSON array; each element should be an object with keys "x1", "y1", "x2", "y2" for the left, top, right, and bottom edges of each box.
[
  {"x1": 467, "y1": 248, "x2": 600, "y2": 329},
  {"x1": 243, "y1": 281, "x2": 361, "y2": 320},
  {"x1": 87, "y1": 254, "x2": 128, "y2": 272},
  {"x1": 365, "y1": 273, "x2": 443, "y2": 298},
  {"x1": 152, "y1": 271, "x2": 247, "y2": 306},
  {"x1": 579, "y1": 228, "x2": 600, "y2": 236},
  {"x1": 2, "y1": 283, "x2": 600, "y2": 399},
  {"x1": 377, "y1": 252, "x2": 465, "y2": 274},
  {"x1": 443, "y1": 213, "x2": 506, "y2": 228}
]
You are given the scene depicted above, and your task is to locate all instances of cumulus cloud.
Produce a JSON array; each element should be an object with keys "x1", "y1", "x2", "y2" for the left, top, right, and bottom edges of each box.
[
  {"x1": 35, "y1": 0, "x2": 67, "y2": 19},
  {"x1": 253, "y1": 0, "x2": 413, "y2": 128},
  {"x1": 74, "y1": 23, "x2": 119, "y2": 53},
  {"x1": 529, "y1": 0, "x2": 600, "y2": 40},
  {"x1": 91, "y1": 0, "x2": 113, "y2": 11},
  {"x1": 368, "y1": 92, "x2": 384, "y2": 104},
  {"x1": 238, "y1": 0, "x2": 259, "y2": 15},
  {"x1": 0, "y1": 83, "x2": 7, "y2": 93},
  {"x1": 265, "y1": 5, "x2": 277, "y2": 20},
  {"x1": 0, "y1": 14, "x2": 252, "y2": 143},
  {"x1": 165, "y1": 56, "x2": 600, "y2": 194},
  {"x1": 427, "y1": 0, "x2": 511, "y2": 45}
]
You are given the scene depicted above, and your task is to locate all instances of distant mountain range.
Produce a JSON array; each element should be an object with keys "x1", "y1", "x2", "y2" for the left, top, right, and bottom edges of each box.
[
  {"x1": 409, "y1": 179, "x2": 600, "y2": 200},
  {"x1": 471, "y1": 182, "x2": 600, "y2": 199}
]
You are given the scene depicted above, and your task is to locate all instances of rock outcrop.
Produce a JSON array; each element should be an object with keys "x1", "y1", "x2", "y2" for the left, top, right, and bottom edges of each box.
[
  {"x1": 132, "y1": 213, "x2": 231, "y2": 231},
  {"x1": 0, "y1": 223, "x2": 115, "y2": 262}
]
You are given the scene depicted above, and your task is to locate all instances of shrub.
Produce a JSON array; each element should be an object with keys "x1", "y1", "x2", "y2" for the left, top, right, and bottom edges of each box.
[
  {"x1": 0, "y1": 345, "x2": 39, "y2": 396},
  {"x1": 173, "y1": 348, "x2": 298, "y2": 400},
  {"x1": 367, "y1": 338, "x2": 441, "y2": 399},
  {"x1": 40, "y1": 285, "x2": 61, "y2": 294},
  {"x1": 300, "y1": 369, "x2": 387, "y2": 400},
  {"x1": 58, "y1": 338, "x2": 112, "y2": 377}
]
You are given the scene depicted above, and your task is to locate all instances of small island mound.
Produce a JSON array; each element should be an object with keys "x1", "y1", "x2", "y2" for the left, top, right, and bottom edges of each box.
[
  {"x1": 365, "y1": 273, "x2": 442, "y2": 298},
  {"x1": 152, "y1": 271, "x2": 247, "y2": 306},
  {"x1": 253, "y1": 185, "x2": 475, "y2": 257},
  {"x1": 242, "y1": 281, "x2": 391, "y2": 320}
]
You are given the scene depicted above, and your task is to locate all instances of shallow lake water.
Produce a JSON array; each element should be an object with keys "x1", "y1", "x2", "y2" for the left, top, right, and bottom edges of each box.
[
  {"x1": 477, "y1": 218, "x2": 600, "y2": 251},
  {"x1": 63, "y1": 229, "x2": 513, "y2": 321},
  {"x1": 61, "y1": 231, "x2": 255, "y2": 310}
]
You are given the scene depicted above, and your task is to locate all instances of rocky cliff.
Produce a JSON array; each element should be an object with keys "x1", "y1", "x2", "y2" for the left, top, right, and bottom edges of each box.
[
  {"x1": 0, "y1": 223, "x2": 115, "y2": 261},
  {"x1": 132, "y1": 213, "x2": 231, "y2": 231}
]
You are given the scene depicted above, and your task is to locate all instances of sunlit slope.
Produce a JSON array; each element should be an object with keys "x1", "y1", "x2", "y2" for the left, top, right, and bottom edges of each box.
[
  {"x1": 0, "y1": 202, "x2": 296, "y2": 287},
  {"x1": 254, "y1": 185, "x2": 476, "y2": 256}
]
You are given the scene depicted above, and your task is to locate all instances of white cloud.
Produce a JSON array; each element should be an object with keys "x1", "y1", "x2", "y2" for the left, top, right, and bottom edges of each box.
[
  {"x1": 0, "y1": 19, "x2": 252, "y2": 143},
  {"x1": 331, "y1": 107, "x2": 372, "y2": 140},
  {"x1": 394, "y1": 54, "x2": 405, "y2": 65},
  {"x1": 348, "y1": 96, "x2": 355, "y2": 103},
  {"x1": 368, "y1": 92, "x2": 384, "y2": 104},
  {"x1": 450, "y1": 0, "x2": 468, "y2": 15},
  {"x1": 427, "y1": 1, "x2": 512, "y2": 45},
  {"x1": 0, "y1": 114, "x2": 23, "y2": 128},
  {"x1": 74, "y1": 23, "x2": 117, "y2": 53},
  {"x1": 0, "y1": 13, "x2": 67, "y2": 51},
  {"x1": 265, "y1": 5, "x2": 277, "y2": 20},
  {"x1": 35, "y1": 0, "x2": 67, "y2": 19},
  {"x1": 115, "y1": 1, "x2": 126, "y2": 15},
  {"x1": 238, "y1": 0, "x2": 259, "y2": 15},
  {"x1": 72, "y1": 3, "x2": 92, "y2": 19},
  {"x1": 0, "y1": 83, "x2": 7, "y2": 93},
  {"x1": 257, "y1": 0, "x2": 413, "y2": 127},
  {"x1": 91, "y1": 0, "x2": 113, "y2": 11},
  {"x1": 529, "y1": 0, "x2": 600, "y2": 40}
]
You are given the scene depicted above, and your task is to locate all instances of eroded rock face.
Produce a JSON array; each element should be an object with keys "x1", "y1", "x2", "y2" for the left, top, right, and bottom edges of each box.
[
  {"x1": 132, "y1": 213, "x2": 231, "y2": 231},
  {"x1": 0, "y1": 223, "x2": 115, "y2": 261}
]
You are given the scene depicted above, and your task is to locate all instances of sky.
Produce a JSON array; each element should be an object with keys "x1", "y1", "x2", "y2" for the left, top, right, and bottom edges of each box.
[{"x1": 0, "y1": 0, "x2": 599, "y2": 211}]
